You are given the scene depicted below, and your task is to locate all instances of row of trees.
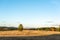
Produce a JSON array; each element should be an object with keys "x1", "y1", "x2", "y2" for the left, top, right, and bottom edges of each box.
[
  {"x1": 18, "y1": 24, "x2": 60, "y2": 31},
  {"x1": 0, "y1": 24, "x2": 60, "y2": 31}
]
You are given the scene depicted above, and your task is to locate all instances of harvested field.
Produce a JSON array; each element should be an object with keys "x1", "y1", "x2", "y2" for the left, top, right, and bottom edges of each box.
[
  {"x1": 0, "y1": 30, "x2": 60, "y2": 37},
  {"x1": 0, "y1": 30, "x2": 60, "y2": 40}
]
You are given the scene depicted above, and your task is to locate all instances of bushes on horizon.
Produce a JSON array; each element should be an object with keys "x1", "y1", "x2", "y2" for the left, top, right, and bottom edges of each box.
[
  {"x1": 37, "y1": 27, "x2": 50, "y2": 31},
  {"x1": 50, "y1": 27, "x2": 56, "y2": 31}
]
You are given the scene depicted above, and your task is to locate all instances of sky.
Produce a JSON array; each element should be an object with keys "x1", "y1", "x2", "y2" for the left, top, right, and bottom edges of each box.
[{"x1": 0, "y1": 0, "x2": 60, "y2": 28}]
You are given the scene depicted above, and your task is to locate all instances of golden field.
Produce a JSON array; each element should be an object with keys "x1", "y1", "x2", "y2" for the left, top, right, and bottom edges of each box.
[{"x1": 0, "y1": 30, "x2": 60, "y2": 37}]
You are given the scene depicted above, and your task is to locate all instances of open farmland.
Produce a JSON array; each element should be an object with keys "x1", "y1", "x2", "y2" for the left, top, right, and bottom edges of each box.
[
  {"x1": 0, "y1": 30, "x2": 60, "y2": 37},
  {"x1": 0, "y1": 30, "x2": 60, "y2": 40}
]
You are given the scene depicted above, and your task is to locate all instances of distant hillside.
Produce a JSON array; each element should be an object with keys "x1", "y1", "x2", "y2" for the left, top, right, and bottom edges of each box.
[{"x1": 0, "y1": 26, "x2": 17, "y2": 31}]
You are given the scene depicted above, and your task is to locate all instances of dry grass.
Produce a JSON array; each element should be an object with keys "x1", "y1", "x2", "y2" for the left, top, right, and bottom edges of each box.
[{"x1": 0, "y1": 30, "x2": 60, "y2": 37}]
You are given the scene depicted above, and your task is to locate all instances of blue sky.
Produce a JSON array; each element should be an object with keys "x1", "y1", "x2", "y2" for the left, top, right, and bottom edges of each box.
[{"x1": 0, "y1": 0, "x2": 60, "y2": 28}]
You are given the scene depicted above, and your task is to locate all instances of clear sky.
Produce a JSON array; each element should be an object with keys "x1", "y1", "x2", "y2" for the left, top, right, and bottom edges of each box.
[{"x1": 0, "y1": 0, "x2": 60, "y2": 28}]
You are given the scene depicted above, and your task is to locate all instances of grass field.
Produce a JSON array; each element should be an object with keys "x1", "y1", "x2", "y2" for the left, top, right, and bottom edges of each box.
[{"x1": 0, "y1": 30, "x2": 60, "y2": 37}]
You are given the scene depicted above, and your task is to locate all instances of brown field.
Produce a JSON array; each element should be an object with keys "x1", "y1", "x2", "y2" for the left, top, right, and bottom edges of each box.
[{"x1": 0, "y1": 30, "x2": 60, "y2": 37}]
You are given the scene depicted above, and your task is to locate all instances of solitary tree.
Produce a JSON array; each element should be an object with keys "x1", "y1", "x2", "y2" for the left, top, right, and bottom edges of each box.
[{"x1": 18, "y1": 24, "x2": 23, "y2": 31}]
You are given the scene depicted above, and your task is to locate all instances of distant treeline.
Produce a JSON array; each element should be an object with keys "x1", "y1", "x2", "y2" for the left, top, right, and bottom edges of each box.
[
  {"x1": 0, "y1": 24, "x2": 60, "y2": 32},
  {"x1": 0, "y1": 26, "x2": 60, "y2": 31},
  {"x1": 24, "y1": 27, "x2": 60, "y2": 31}
]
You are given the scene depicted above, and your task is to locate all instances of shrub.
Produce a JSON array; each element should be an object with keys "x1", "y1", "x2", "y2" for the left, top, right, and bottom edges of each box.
[
  {"x1": 50, "y1": 27, "x2": 56, "y2": 31},
  {"x1": 45, "y1": 28, "x2": 50, "y2": 31}
]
